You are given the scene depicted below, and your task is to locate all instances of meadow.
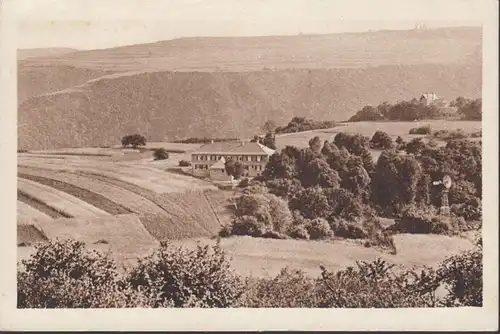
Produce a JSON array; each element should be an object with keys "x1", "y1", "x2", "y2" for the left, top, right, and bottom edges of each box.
[{"x1": 17, "y1": 118, "x2": 482, "y2": 279}]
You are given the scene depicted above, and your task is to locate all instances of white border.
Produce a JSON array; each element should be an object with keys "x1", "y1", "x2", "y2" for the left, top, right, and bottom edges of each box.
[{"x1": 1, "y1": 0, "x2": 498, "y2": 331}]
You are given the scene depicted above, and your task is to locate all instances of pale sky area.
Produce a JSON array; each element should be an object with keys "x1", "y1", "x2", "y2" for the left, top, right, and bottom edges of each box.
[{"x1": 12, "y1": 0, "x2": 485, "y2": 50}]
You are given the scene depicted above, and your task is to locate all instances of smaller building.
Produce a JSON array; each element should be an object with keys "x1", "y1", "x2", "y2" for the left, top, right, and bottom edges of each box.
[
  {"x1": 208, "y1": 157, "x2": 233, "y2": 182},
  {"x1": 419, "y1": 93, "x2": 440, "y2": 106}
]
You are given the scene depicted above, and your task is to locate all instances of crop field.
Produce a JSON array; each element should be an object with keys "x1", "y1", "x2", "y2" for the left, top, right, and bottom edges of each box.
[
  {"x1": 17, "y1": 200, "x2": 53, "y2": 224},
  {"x1": 18, "y1": 155, "x2": 216, "y2": 193},
  {"x1": 18, "y1": 178, "x2": 110, "y2": 218}
]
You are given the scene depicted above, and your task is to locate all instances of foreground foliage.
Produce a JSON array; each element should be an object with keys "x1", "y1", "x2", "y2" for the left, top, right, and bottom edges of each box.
[{"x1": 18, "y1": 238, "x2": 482, "y2": 308}]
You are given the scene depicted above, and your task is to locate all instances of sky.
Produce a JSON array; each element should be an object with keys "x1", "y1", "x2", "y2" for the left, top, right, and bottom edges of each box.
[{"x1": 12, "y1": 0, "x2": 486, "y2": 50}]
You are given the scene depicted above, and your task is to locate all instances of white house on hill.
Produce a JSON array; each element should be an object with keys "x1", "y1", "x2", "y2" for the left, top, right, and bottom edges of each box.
[
  {"x1": 419, "y1": 93, "x2": 440, "y2": 106},
  {"x1": 191, "y1": 141, "x2": 275, "y2": 181}
]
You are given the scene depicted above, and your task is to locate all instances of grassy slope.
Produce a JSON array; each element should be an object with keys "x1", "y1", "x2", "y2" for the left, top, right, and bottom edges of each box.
[
  {"x1": 18, "y1": 64, "x2": 482, "y2": 150},
  {"x1": 20, "y1": 27, "x2": 481, "y2": 72},
  {"x1": 18, "y1": 27, "x2": 482, "y2": 150}
]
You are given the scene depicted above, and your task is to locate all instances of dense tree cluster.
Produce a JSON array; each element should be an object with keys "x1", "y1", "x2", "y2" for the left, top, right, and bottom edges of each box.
[
  {"x1": 224, "y1": 129, "x2": 482, "y2": 240},
  {"x1": 275, "y1": 117, "x2": 336, "y2": 134},
  {"x1": 451, "y1": 97, "x2": 482, "y2": 120},
  {"x1": 348, "y1": 99, "x2": 441, "y2": 122}
]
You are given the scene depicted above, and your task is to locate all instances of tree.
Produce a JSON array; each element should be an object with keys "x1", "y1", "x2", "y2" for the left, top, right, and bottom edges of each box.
[
  {"x1": 263, "y1": 152, "x2": 297, "y2": 179},
  {"x1": 262, "y1": 133, "x2": 277, "y2": 150},
  {"x1": 300, "y1": 158, "x2": 341, "y2": 188},
  {"x1": 225, "y1": 159, "x2": 245, "y2": 179},
  {"x1": 458, "y1": 98, "x2": 482, "y2": 120},
  {"x1": 262, "y1": 120, "x2": 277, "y2": 134},
  {"x1": 121, "y1": 134, "x2": 147, "y2": 149},
  {"x1": 406, "y1": 138, "x2": 427, "y2": 155},
  {"x1": 370, "y1": 131, "x2": 394, "y2": 150},
  {"x1": 153, "y1": 148, "x2": 169, "y2": 160},
  {"x1": 371, "y1": 150, "x2": 422, "y2": 216},
  {"x1": 289, "y1": 186, "x2": 330, "y2": 219},
  {"x1": 321, "y1": 140, "x2": 339, "y2": 156},
  {"x1": 308, "y1": 136, "x2": 323, "y2": 154}
]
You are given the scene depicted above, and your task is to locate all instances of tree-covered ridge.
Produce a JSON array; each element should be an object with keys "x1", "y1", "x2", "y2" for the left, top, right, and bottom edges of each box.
[{"x1": 348, "y1": 97, "x2": 482, "y2": 122}]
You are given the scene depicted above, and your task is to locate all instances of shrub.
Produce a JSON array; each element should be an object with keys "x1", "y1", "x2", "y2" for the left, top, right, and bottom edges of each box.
[
  {"x1": 178, "y1": 160, "x2": 191, "y2": 167},
  {"x1": 287, "y1": 224, "x2": 310, "y2": 240},
  {"x1": 405, "y1": 138, "x2": 427, "y2": 155},
  {"x1": 17, "y1": 239, "x2": 125, "y2": 308},
  {"x1": 389, "y1": 204, "x2": 466, "y2": 235},
  {"x1": 305, "y1": 218, "x2": 334, "y2": 240},
  {"x1": 437, "y1": 245, "x2": 482, "y2": 306},
  {"x1": 432, "y1": 129, "x2": 468, "y2": 141},
  {"x1": 153, "y1": 148, "x2": 169, "y2": 160},
  {"x1": 238, "y1": 178, "x2": 250, "y2": 188},
  {"x1": 126, "y1": 240, "x2": 244, "y2": 308},
  {"x1": 239, "y1": 268, "x2": 321, "y2": 307},
  {"x1": 330, "y1": 219, "x2": 368, "y2": 239},
  {"x1": 409, "y1": 124, "x2": 432, "y2": 135},
  {"x1": 229, "y1": 215, "x2": 270, "y2": 237}
]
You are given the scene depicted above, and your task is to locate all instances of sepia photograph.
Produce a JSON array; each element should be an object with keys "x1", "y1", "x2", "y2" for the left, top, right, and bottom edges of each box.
[{"x1": 0, "y1": 0, "x2": 498, "y2": 331}]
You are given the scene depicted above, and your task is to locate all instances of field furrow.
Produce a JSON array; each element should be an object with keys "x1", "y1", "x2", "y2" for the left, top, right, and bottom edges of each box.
[
  {"x1": 17, "y1": 191, "x2": 67, "y2": 219},
  {"x1": 18, "y1": 156, "x2": 216, "y2": 193},
  {"x1": 18, "y1": 178, "x2": 110, "y2": 218},
  {"x1": 19, "y1": 168, "x2": 166, "y2": 216},
  {"x1": 17, "y1": 200, "x2": 53, "y2": 223}
]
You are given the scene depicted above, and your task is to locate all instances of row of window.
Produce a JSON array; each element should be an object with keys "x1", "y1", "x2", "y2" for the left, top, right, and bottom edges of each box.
[
  {"x1": 192, "y1": 154, "x2": 266, "y2": 162},
  {"x1": 193, "y1": 164, "x2": 264, "y2": 171}
]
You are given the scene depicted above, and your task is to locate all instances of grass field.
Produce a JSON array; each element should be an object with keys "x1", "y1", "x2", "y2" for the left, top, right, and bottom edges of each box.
[
  {"x1": 17, "y1": 233, "x2": 476, "y2": 277},
  {"x1": 275, "y1": 120, "x2": 482, "y2": 150}
]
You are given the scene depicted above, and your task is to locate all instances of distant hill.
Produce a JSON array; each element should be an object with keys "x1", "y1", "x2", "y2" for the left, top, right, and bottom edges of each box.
[
  {"x1": 18, "y1": 64, "x2": 481, "y2": 150},
  {"x1": 17, "y1": 48, "x2": 79, "y2": 61},
  {"x1": 17, "y1": 27, "x2": 482, "y2": 150}
]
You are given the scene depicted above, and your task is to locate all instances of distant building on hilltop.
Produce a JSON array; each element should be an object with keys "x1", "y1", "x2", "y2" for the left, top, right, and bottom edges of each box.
[
  {"x1": 191, "y1": 141, "x2": 275, "y2": 182},
  {"x1": 419, "y1": 92, "x2": 440, "y2": 106}
]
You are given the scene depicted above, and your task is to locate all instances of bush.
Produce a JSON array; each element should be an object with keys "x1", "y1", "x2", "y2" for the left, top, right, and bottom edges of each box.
[
  {"x1": 17, "y1": 239, "x2": 126, "y2": 308},
  {"x1": 305, "y1": 218, "x2": 334, "y2": 240},
  {"x1": 239, "y1": 268, "x2": 321, "y2": 307},
  {"x1": 229, "y1": 215, "x2": 270, "y2": 237},
  {"x1": 437, "y1": 245, "x2": 482, "y2": 306},
  {"x1": 432, "y1": 129, "x2": 468, "y2": 141},
  {"x1": 126, "y1": 240, "x2": 243, "y2": 307},
  {"x1": 153, "y1": 148, "x2": 169, "y2": 160},
  {"x1": 389, "y1": 204, "x2": 466, "y2": 235},
  {"x1": 330, "y1": 219, "x2": 368, "y2": 239},
  {"x1": 287, "y1": 224, "x2": 310, "y2": 240},
  {"x1": 178, "y1": 160, "x2": 191, "y2": 167},
  {"x1": 409, "y1": 125, "x2": 432, "y2": 135},
  {"x1": 238, "y1": 178, "x2": 250, "y2": 188}
]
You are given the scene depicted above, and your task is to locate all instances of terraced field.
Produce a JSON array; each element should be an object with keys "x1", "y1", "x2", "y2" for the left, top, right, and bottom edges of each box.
[
  {"x1": 17, "y1": 154, "x2": 226, "y2": 252},
  {"x1": 18, "y1": 178, "x2": 110, "y2": 218}
]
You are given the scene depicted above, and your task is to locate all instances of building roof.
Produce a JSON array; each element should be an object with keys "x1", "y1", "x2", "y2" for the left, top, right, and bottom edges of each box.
[
  {"x1": 209, "y1": 158, "x2": 226, "y2": 170},
  {"x1": 192, "y1": 141, "x2": 275, "y2": 155}
]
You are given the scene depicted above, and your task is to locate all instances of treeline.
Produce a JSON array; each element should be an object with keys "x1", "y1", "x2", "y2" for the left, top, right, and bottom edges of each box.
[
  {"x1": 220, "y1": 131, "x2": 481, "y2": 243},
  {"x1": 18, "y1": 237, "x2": 482, "y2": 308},
  {"x1": 275, "y1": 117, "x2": 337, "y2": 134},
  {"x1": 348, "y1": 97, "x2": 482, "y2": 122}
]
